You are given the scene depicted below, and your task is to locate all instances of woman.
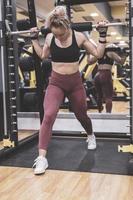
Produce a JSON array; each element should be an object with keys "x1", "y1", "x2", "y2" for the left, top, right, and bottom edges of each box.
[
  {"x1": 31, "y1": 6, "x2": 108, "y2": 175},
  {"x1": 87, "y1": 44, "x2": 127, "y2": 113}
]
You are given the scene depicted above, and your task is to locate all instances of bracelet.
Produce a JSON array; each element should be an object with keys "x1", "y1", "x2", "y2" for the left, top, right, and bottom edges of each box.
[
  {"x1": 99, "y1": 33, "x2": 107, "y2": 38},
  {"x1": 31, "y1": 36, "x2": 38, "y2": 40},
  {"x1": 30, "y1": 34, "x2": 38, "y2": 40},
  {"x1": 99, "y1": 40, "x2": 106, "y2": 44}
]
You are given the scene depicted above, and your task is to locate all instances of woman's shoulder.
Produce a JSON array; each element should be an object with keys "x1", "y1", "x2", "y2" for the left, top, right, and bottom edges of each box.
[
  {"x1": 45, "y1": 33, "x2": 54, "y2": 46},
  {"x1": 46, "y1": 32, "x2": 54, "y2": 40},
  {"x1": 74, "y1": 30, "x2": 86, "y2": 42},
  {"x1": 74, "y1": 30, "x2": 85, "y2": 37}
]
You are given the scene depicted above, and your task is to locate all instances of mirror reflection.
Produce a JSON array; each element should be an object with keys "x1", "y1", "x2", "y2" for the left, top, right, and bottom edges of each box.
[
  {"x1": 15, "y1": 0, "x2": 130, "y2": 139},
  {"x1": 16, "y1": 0, "x2": 129, "y2": 115}
]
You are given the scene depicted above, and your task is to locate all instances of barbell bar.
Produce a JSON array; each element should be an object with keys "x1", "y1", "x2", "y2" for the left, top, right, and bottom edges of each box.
[
  {"x1": 5, "y1": 20, "x2": 129, "y2": 36},
  {"x1": 92, "y1": 22, "x2": 128, "y2": 28}
]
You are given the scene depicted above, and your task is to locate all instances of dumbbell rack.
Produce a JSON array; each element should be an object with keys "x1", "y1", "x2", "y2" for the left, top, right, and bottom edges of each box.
[{"x1": 2, "y1": 0, "x2": 18, "y2": 147}]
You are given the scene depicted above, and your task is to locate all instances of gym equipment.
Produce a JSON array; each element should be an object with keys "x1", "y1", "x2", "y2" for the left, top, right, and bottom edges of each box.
[
  {"x1": 118, "y1": 144, "x2": 133, "y2": 153},
  {"x1": 0, "y1": 0, "x2": 18, "y2": 147},
  {"x1": 19, "y1": 56, "x2": 35, "y2": 72},
  {"x1": 0, "y1": 1, "x2": 7, "y2": 141},
  {"x1": 55, "y1": 0, "x2": 117, "y2": 5},
  {"x1": 18, "y1": 39, "x2": 26, "y2": 57},
  {"x1": 27, "y1": 0, "x2": 44, "y2": 121},
  {"x1": 23, "y1": 92, "x2": 38, "y2": 112},
  {"x1": 0, "y1": 94, "x2": 4, "y2": 141},
  {"x1": 17, "y1": 19, "x2": 31, "y2": 31},
  {"x1": 113, "y1": 79, "x2": 129, "y2": 101},
  {"x1": 5, "y1": 20, "x2": 129, "y2": 36}
]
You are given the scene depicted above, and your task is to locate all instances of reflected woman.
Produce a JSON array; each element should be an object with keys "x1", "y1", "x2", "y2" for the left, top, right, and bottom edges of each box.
[{"x1": 87, "y1": 44, "x2": 127, "y2": 113}]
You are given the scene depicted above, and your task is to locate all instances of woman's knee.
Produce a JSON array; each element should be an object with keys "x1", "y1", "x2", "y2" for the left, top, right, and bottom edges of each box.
[
  {"x1": 105, "y1": 97, "x2": 112, "y2": 104},
  {"x1": 105, "y1": 98, "x2": 112, "y2": 112},
  {"x1": 43, "y1": 112, "x2": 56, "y2": 125}
]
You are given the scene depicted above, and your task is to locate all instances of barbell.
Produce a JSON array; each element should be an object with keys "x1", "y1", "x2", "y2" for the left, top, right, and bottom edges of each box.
[{"x1": 5, "y1": 19, "x2": 129, "y2": 36}]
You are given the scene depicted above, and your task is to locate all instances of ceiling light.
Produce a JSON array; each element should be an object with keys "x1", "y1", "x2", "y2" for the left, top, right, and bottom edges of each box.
[
  {"x1": 72, "y1": 5, "x2": 85, "y2": 12},
  {"x1": 116, "y1": 36, "x2": 122, "y2": 40},
  {"x1": 83, "y1": 16, "x2": 94, "y2": 21},
  {"x1": 90, "y1": 13, "x2": 99, "y2": 17},
  {"x1": 110, "y1": 32, "x2": 117, "y2": 36},
  {"x1": 119, "y1": 40, "x2": 126, "y2": 44}
]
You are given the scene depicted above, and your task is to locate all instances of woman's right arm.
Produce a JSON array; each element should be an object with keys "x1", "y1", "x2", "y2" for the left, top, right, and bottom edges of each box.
[{"x1": 31, "y1": 29, "x2": 51, "y2": 60}]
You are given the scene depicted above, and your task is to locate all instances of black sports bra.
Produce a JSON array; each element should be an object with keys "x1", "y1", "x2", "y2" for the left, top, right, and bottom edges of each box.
[{"x1": 50, "y1": 30, "x2": 80, "y2": 63}]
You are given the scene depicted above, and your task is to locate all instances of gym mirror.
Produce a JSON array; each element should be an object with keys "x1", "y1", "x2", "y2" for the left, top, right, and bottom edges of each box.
[{"x1": 16, "y1": 0, "x2": 130, "y2": 136}]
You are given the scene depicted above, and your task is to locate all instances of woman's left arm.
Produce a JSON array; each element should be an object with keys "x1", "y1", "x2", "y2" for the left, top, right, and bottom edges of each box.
[{"x1": 82, "y1": 21, "x2": 108, "y2": 58}]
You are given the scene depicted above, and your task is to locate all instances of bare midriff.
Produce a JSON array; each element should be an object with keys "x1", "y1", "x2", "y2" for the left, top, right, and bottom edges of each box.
[
  {"x1": 52, "y1": 61, "x2": 79, "y2": 74},
  {"x1": 98, "y1": 64, "x2": 112, "y2": 70}
]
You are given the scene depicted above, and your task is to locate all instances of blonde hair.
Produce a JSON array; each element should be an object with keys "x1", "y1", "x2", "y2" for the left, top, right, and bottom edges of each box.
[{"x1": 45, "y1": 6, "x2": 70, "y2": 29}]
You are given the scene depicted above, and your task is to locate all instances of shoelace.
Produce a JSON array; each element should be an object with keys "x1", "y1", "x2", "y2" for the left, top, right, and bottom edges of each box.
[
  {"x1": 86, "y1": 137, "x2": 89, "y2": 143},
  {"x1": 32, "y1": 157, "x2": 42, "y2": 168},
  {"x1": 86, "y1": 135, "x2": 95, "y2": 143}
]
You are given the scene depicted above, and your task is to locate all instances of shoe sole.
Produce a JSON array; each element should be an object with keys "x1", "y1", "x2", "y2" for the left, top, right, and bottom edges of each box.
[
  {"x1": 34, "y1": 170, "x2": 46, "y2": 175},
  {"x1": 88, "y1": 146, "x2": 97, "y2": 150},
  {"x1": 34, "y1": 164, "x2": 48, "y2": 175}
]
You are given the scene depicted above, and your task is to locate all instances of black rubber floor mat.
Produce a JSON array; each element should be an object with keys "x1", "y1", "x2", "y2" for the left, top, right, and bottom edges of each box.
[{"x1": 0, "y1": 137, "x2": 133, "y2": 175}]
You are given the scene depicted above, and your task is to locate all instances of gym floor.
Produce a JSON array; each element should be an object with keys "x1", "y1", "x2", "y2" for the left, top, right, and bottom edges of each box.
[
  {"x1": 0, "y1": 166, "x2": 132, "y2": 200},
  {"x1": 89, "y1": 101, "x2": 129, "y2": 113},
  {"x1": 0, "y1": 135, "x2": 133, "y2": 200}
]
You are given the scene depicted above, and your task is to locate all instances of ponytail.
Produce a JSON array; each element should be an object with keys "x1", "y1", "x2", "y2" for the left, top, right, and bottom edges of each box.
[{"x1": 45, "y1": 6, "x2": 70, "y2": 29}]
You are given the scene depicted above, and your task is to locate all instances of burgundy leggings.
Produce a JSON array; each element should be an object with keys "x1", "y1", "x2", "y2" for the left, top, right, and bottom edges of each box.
[
  {"x1": 94, "y1": 70, "x2": 113, "y2": 113},
  {"x1": 39, "y1": 70, "x2": 93, "y2": 150}
]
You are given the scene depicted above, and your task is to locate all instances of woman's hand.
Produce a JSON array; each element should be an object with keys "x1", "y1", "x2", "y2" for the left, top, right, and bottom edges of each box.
[
  {"x1": 96, "y1": 21, "x2": 108, "y2": 38},
  {"x1": 30, "y1": 27, "x2": 39, "y2": 40}
]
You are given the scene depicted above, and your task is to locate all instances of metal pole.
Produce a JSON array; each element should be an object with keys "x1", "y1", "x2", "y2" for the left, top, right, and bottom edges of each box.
[
  {"x1": 130, "y1": 0, "x2": 133, "y2": 143},
  {"x1": 27, "y1": 0, "x2": 44, "y2": 122},
  {"x1": 0, "y1": 0, "x2": 8, "y2": 137},
  {"x1": 92, "y1": 22, "x2": 129, "y2": 28}
]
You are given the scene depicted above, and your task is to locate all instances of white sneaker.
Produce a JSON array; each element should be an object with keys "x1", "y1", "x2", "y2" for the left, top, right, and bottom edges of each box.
[
  {"x1": 86, "y1": 134, "x2": 96, "y2": 150},
  {"x1": 32, "y1": 156, "x2": 48, "y2": 175}
]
